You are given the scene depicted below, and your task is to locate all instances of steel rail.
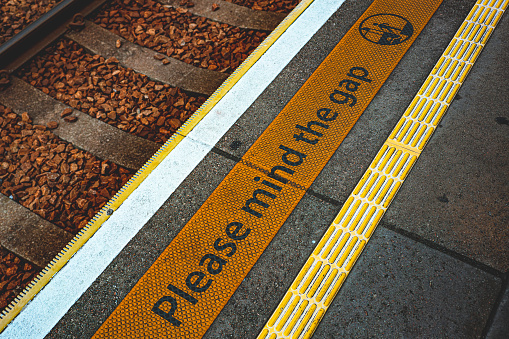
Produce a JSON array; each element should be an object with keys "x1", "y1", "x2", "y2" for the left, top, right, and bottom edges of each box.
[{"x1": 0, "y1": 0, "x2": 108, "y2": 72}]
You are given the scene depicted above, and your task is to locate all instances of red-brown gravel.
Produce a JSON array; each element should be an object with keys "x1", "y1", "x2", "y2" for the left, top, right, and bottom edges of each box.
[
  {"x1": 0, "y1": 0, "x2": 62, "y2": 45},
  {"x1": 222, "y1": 0, "x2": 300, "y2": 13},
  {"x1": 0, "y1": 246, "x2": 39, "y2": 310},
  {"x1": 0, "y1": 105, "x2": 133, "y2": 234},
  {"x1": 93, "y1": 0, "x2": 268, "y2": 73},
  {"x1": 17, "y1": 39, "x2": 207, "y2": 143}
]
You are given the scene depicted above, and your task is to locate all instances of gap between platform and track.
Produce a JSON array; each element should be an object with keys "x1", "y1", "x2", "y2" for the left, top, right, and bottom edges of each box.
[{"x1": 0, "y1": 0, "x2": 347, "y2": 336}]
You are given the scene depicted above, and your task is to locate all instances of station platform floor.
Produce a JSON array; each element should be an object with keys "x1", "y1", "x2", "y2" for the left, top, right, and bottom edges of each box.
[{"x1": 2, "y1": 0, "x2": 508, "y2": 337}]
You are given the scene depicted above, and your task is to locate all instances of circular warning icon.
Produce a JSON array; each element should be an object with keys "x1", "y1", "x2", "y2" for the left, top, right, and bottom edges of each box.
[{"x1": 359, "y1": 14, "x2": 414, "y2": 45}]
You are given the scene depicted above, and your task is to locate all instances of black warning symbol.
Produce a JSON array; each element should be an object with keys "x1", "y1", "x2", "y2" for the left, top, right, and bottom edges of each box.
[{"x1": 359, "y1": 14, "x2": 414, "y2": 45}]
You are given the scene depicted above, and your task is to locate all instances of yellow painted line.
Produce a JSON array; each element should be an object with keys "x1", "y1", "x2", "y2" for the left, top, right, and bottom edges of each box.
[
  {"x1": 0, "y1": 0, "x2": 316, "y2": 332},
  {"x1": 92, "y1": 0, "x2": 442, "y2": 337},
  {"x1": 258, "y1": 1, "x2": 507, "y2": 338}
]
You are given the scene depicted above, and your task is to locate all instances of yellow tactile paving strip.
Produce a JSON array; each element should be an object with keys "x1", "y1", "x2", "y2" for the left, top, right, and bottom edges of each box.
[
  {"x1": 93, "y1": 0, "x2": 442, "y2": 337},
  {"x1": 258, "y1": 1, "x2": 508, "y2": 338}
]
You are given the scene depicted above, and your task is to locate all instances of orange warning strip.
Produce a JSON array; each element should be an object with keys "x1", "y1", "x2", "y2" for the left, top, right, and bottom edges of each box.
[{"x1": 93, "y1": 0, "x2": 442, "y2": 337}]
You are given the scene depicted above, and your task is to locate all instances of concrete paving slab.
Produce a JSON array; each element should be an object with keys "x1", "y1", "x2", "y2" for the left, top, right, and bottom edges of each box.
[
  {"x1": 384, "y1": 11, "x2": 509, "y2": 272},
  {"x1": 487, "y1": 281, "x2": 509, "y2": 339},
  {"x1": 197, "y1": 199, "x2": 500, "y2": 338},
  {"x1": 314, "y1": 227, "x2": 501, "y2": 338}
]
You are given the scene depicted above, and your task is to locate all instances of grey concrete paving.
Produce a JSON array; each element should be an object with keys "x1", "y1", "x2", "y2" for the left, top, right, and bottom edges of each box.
[
  {"x1": 487, "y1": 281, "x2": 509, "y2": 339},
  {"x1": 384, "y1": 11, "x2": 509, "y2": 272},
  {"x1": 314, "y1": 227, "x2": 501, "y2": 338},
  {"x1": 219, "y1": 0, "x2": 509, "y2": 272},
  {"x1": 203, "y1": 214, "x2": 501, "y2": 338},
  {"x1": 44, "y1": 0, "x2": 508, "y2": 337}
]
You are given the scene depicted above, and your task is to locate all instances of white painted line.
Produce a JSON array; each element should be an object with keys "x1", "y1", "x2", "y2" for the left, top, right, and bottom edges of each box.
[{"x1": 0, "y1": 0, "x2": 346, "y2": 337}]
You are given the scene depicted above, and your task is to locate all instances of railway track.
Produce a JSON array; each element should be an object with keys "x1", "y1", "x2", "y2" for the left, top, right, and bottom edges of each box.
[
  {"x1": 0, "y1": 0, "x2": 298, "y2": 316},
  {"x1": 1, "y1": 0, "x2": 63, "y2": 45}
]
